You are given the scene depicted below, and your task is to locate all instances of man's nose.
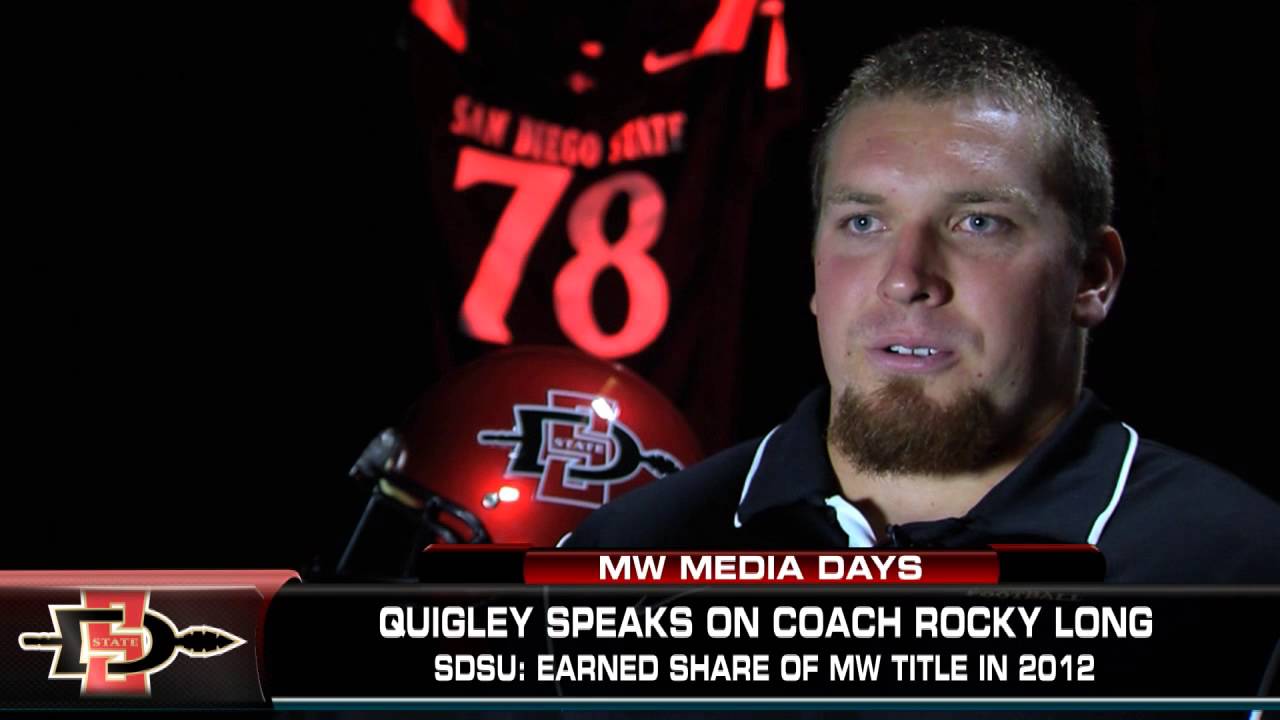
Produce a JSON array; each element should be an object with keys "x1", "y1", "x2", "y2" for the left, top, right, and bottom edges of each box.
[{"x1": 876, "y1": 224, "x2": 952, "y2": 307}]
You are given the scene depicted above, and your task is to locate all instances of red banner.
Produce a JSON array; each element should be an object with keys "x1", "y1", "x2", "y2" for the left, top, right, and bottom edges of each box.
[{"x1": 523, "y1": 550, "x2": 998, "y2": 584}]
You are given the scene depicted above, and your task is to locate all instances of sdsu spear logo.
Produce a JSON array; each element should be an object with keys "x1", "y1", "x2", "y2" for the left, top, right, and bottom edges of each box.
[
  {"x1": 18, "y1": 590, "x2": 244, "y2": 696},
  {"x1": 478, "y1": 389, "x2": 682, "y2": 509}
]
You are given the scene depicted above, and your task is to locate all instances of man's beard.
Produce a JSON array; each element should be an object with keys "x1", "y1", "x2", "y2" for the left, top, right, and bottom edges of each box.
[{"x1": 828, "y1": 378, "x2": 1006, "y2": 475}]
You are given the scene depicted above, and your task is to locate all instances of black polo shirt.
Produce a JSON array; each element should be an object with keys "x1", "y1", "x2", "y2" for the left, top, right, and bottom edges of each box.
[{"x1": 564, "y1": 387, "x2": 1280, "y2": 583}]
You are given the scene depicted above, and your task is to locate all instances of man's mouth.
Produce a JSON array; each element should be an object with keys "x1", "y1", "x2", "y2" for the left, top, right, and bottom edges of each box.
[
  {"x1": 868, "y1": 341, "x2": 958, "y2": 374},
  {"x1": 886, "y1": 344, "x2": 940, "y2": 357}
]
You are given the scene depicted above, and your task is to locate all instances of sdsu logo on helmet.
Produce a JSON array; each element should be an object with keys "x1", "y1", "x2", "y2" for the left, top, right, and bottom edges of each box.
[
  {"x1": 478, "y1": 388, "x2": 682, "y2": 510},
  {"x1": 394, "y1": 347, "x2": 703, "y2": 545}
]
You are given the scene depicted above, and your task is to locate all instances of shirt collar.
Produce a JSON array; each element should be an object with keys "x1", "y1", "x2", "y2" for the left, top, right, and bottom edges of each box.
[
  {"x1": 734, "y1": 386, "x2": 840, "y2": 527},
  {"x1": 734, "y1": 386, "x2": 1135, "y2": 546}
]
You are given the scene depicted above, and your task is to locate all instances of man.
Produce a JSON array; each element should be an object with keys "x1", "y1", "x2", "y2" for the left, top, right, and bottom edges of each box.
[{"x1": 563, "y1": 27, "x2": 1280, "y2": 583}]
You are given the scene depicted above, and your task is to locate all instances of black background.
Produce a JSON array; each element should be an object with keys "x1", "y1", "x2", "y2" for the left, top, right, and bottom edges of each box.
[{"x1": 11, "y1": 2, "x2": 1277, "y2": 572}]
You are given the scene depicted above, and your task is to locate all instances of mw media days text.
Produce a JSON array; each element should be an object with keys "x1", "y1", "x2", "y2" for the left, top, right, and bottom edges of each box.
[{"x1": 598, "y1": 553, "x2": 922, "y2": 581}]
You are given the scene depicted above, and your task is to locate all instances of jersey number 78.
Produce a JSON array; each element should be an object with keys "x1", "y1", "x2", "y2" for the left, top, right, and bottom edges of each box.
[{"x1": 453, "y1": 146, "x2": 670, "y2": 359}]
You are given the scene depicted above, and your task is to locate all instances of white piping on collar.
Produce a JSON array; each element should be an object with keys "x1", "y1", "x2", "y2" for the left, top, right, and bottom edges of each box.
[
  {"x1": 731, "y1": 419, "x2": 1139, "y2": 543},
  {"x1": 824, "y1": 495, "x2": 877, "y2": 548},
  {"x1": 1087, "y1": 422, "x2": 1139, "y2": 545},
  {"x1": 733, "y1": 425, "x2": 782, "y2": 529}
]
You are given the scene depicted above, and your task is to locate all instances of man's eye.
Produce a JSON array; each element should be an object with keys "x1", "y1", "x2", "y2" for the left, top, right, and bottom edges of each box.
[
  {"x1": 955, "y1": 214, "x2": 1008, "y2": 234},
  {"x1": 845, "y1": 215, "x2": 885, "y2": 234}
]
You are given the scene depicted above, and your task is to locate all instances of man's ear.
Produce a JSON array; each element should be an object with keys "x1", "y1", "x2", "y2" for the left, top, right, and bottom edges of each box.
[
  {"x1": 1073, "y1": 226, "x2": 1125, "y2": 329},
  {"x1": 810, "y1": 293, "x2": 817, "y2": 316}
]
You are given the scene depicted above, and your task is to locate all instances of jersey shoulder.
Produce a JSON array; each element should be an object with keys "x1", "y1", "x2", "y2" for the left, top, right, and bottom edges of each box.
[
  {"x1": 562, "y1": 438, "x2": 761, "y2": 548},
  {"x1": 1101, "y1": 439, "x2": 1280, "y2": 582}
]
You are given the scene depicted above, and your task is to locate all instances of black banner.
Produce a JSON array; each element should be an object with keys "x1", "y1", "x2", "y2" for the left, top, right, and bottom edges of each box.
[{"x1": 265, "y1": 585, "x2": 1280, "y2": 708}]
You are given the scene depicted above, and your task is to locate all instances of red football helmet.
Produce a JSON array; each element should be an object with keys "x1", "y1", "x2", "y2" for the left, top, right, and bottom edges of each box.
[{"x1": 354, "y1": 346, "x2": 702, "y2": 549}]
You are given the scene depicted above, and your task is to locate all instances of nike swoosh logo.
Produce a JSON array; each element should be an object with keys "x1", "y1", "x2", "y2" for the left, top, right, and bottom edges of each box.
[{"x1": 643, "y1": 49, "x2": 694, "y2": 74}]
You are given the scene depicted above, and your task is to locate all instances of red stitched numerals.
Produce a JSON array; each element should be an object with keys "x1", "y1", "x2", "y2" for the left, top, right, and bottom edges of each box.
[{"x1": 453, "y1": 146, "x2": 669, "y2": 358}]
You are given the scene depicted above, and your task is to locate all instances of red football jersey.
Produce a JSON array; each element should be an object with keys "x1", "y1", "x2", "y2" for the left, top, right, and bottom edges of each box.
[{"x1": 408, "y1": 0, "x2": 801, "y2": 449}]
